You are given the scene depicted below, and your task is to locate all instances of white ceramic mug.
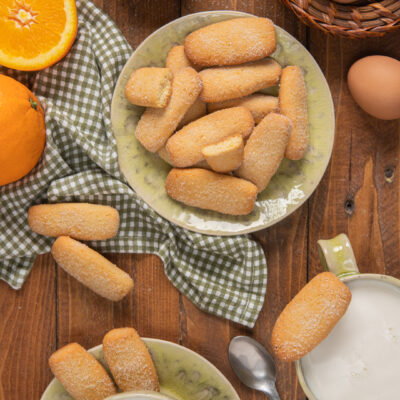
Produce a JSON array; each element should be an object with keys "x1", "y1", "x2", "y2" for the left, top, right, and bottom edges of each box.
[{"x1": 295, "y1": 233, "x2": 400, "y2": 400}]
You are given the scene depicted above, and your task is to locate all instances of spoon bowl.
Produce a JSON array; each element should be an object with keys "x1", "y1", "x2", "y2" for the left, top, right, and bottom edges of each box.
[{"x1": 229, "y1": 336, "x2": 280, "y2": 400}]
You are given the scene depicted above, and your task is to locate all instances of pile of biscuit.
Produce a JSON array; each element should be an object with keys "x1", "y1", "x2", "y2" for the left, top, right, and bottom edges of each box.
[
  {"x1": 126, "y1": 17, "x2": 308, "y2": 216},
  {"x1": 28, "y1": 203, "x2": 134, "y2": 301},
  {"x1": 49, "y1": 327, "x2": 159, "y2": 399}
]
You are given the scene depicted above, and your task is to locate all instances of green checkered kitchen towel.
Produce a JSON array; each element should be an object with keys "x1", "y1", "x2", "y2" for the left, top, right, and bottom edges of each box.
[{"x1": 0, "y1": 0, "x2": 267, "y2": 327}]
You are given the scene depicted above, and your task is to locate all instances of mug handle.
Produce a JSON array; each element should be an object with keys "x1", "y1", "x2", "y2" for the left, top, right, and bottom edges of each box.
[{"x1": 317, "y1": 233, "x2": 360, "y2": 278}]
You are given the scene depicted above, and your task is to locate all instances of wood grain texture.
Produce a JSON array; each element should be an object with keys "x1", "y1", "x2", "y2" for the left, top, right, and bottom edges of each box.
[
  {"x1": 252, "y1": 208, "x2": 308, "y2": 400},
  {"x1": 0, "y1": 254, "x2": 56, "y2": 400},
  {"x1": 308, "y1": 28, "x2": 400, "y2": 281},
  {"x1": 1, "y1": 1, "x2": 399, "y2": 399}
]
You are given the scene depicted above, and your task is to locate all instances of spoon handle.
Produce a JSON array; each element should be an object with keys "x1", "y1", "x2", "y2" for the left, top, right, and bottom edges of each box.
[{"x1": 264, "y1": 385, "x2": 280, "y2": 400}]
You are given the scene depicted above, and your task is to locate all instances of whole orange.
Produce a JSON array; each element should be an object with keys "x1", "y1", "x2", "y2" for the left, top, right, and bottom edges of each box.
[{"x1": 0, "y1": 74, "x2": 46, "y2": 186}]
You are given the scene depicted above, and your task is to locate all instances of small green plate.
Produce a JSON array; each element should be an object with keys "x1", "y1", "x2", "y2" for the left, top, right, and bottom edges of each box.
[
  {"x1": 40, "y1": 339, "x2": 240, "y2": 400},
  {"x1": 111, "y1": 11, "x2": 335, "y2": 236}
]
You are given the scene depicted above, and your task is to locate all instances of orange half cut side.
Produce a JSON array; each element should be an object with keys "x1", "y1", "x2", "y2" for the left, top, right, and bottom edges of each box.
[{"x1": 0, "y1": 0, "x2": 78, "y2": 71}]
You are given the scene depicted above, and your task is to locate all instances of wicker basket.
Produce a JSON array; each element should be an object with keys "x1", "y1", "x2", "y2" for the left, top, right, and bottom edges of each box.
[{"x1": 280, "y1": 0, "x2": 400, "y2": 37}]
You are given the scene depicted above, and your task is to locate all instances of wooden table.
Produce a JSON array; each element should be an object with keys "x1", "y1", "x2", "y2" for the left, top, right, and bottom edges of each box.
[{"x1": 1, "y1": 1, "x2": 399, "y2": 399}]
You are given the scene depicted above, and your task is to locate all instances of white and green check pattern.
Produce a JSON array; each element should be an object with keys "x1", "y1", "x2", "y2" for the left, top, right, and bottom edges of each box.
[{"x1": 0, "y1": 0, "x2": 267, "y2": 327}]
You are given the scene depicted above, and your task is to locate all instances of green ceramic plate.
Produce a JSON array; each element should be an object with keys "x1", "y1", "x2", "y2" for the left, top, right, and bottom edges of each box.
[
  {"x1": 111, "y1": 11, "x2": 334, "y2": 236},
  {"x1": 40, "y1": 339, "x2": 240, "y2": 400}
]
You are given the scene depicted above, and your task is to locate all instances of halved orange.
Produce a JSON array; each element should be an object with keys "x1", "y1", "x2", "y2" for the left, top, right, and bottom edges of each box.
[{"x1": 0, "y1": 0, "x2": 78, "y2": 71}]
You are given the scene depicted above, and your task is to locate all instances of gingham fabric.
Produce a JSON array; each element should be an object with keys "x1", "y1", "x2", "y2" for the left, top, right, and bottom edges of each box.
[{"x1": 0, "y1": 0, "x2": 267, "y2": 327}]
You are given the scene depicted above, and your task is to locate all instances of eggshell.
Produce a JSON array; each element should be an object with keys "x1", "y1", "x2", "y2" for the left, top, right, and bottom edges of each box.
[{"x1": 347, "y1": 55, "x2": 400, "y2": 120}]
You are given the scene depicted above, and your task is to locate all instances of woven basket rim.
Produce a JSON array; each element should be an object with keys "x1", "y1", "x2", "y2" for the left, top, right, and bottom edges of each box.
[
  {"x1": 282, "y1": 0, "x2": 400, "y2": 37},
  {"x1": 310, "y1": 0, "x2": 400, "y2": 20}
]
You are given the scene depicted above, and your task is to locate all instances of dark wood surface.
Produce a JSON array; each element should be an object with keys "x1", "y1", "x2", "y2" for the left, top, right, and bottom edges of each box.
[{"x1": 0, "y1": 1, "x2": 399, "y2": 399}]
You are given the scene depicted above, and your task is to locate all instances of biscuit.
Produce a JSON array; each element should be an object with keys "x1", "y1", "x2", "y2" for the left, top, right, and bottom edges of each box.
[
  {"x1": 279, "y1": 66, "x2": 308, "y2": 160},
  {"x1": 166, "y1": 107, "x2": 254, "y2": 167},
  {"x1": 184, "y1": 17, "x2": 276, "y2": 67},
  {"x1": 207, "y1": 94, "x2": 279, "y2": 124},
  {"x1": 166, "y1": 47, "x2": 206, "y2": 129},
  {"x1": 103, "y1": 328, "x2": 159, "y2": 392},
  {"x1": 125, "y1": 67, "x2": 173, "y2": 108},
  {"x1": 157, "y1": 145, "x2": 210, "y2": 169},
  {"x1": 157, "y1": 145, "x2": 174, "y2": 165},
  {"x1": 237, "y1": 113, "x2": 291, "y2": 192},
  {"x1": 194, "y1": 160, "x2": 212, "y2": 170},
  {"x1": 49, "y1": 343, "x2": 116, "y2": 400},
  {"x1": 202, "y1": 135, "x2": 244, "y2": 173},
  {"x1": 271, "y1": 272, "x2": 352, "y2": 362},
  {"x1": 28, "y1": 203, "x2": 119, "y2": 240},
  {"x1": 199, "y1": 59, "x2": 281, "y2": 103},
  {"x1": 177, "y1": 97, "x2": 206, "y2": 129},
  {"x1": 166, "y1": 45, "x2": 199, "y2": 74},
  {"x1": 165, "y1": 168, "x2": 258, "y2": 215},
  {"x1": 51, "y1": 236, "x2": 134, "y2": 301},
  {"x1": 135, "y1": 67, "x2": 202, "y2": 152}
]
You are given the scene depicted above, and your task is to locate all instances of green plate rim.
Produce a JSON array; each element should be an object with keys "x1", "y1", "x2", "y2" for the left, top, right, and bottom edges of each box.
[
  {"x1": 111, "y1": 10, "x2": 335, "y2": 236},
  {"x1": 40, "y1": 338, "x2": 240, "y2": 400}
]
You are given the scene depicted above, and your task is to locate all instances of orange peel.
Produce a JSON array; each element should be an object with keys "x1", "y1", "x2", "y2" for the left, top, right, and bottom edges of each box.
[{"x1": 0, "y1": 0, "x2": 78, "y2": 71}]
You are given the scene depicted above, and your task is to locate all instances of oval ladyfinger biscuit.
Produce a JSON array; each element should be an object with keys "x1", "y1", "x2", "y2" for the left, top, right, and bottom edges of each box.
[
  {"x1": 135, "y1": 67, "x2": 202, "y2": 152},
  {"x1": 199, "y1": 59, "x2": 281, "y2": 103},
  {"x1": 166, "y1": 45, "x2": 199, "y2": 74},
  {"x1": 177, "y1": 97, "x2": 206, "y2": 129},
  {"x1": 279, "y1": 66, "x2": 309, "y2": 160},
  {"x1": 28, "y1": 203, "x2": 119, "y2": 240},
  {"x1": 202, "y1": 135, "x2": 244, "y2": 173},
  {"x1": 157, "y1": 145, "x2": 174, "y2": 165},
  {"x1": 237, "y1": 113, "x2": 292, "y2": 192},
  {"x1": 271, "y1": 272, "x2": 351, "y2": 362},
  {"x1": 194, "y1": 159, "x2": 212, "y2": 170},
  {"x1": 207, "y1": 94, "x2": 279, "y2": 124},
  {"x1": 51, "y1": 236, "x2": 134, "y2": 301},
  {"x1": 166, "y1": 107, "x2": 254, "y2": 168},
  {"x1": 184, "y1": 17, "x2": 276, "y2": 67},
  {"x1": 103, "y1": 328, "x2": 159, "y2": 392},
  {"x1": 165, "y1": 168, "x2": 258, "y2": 215},
  {"x1": 157, "y1": 145, "x2": 210, "y2": 170},
  {"x1": 125, "y1": 67, "x2": 173, "y2": 108},
  {"x1": 49, "y1": 343, "x2": 117, "y2": 400},
  {"x1": 166, "y1": 47, "x2": 206, "y2": 129}
]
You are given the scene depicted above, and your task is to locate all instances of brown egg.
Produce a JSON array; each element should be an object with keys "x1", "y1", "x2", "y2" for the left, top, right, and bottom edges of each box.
[{"x1": 347, "y1": 55, "x2": 400, "y2": 120}]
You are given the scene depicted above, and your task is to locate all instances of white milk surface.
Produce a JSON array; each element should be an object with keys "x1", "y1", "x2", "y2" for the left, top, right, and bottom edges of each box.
[{"x1": 301, "y1": 278, "x2": 400, "y2": 400}]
